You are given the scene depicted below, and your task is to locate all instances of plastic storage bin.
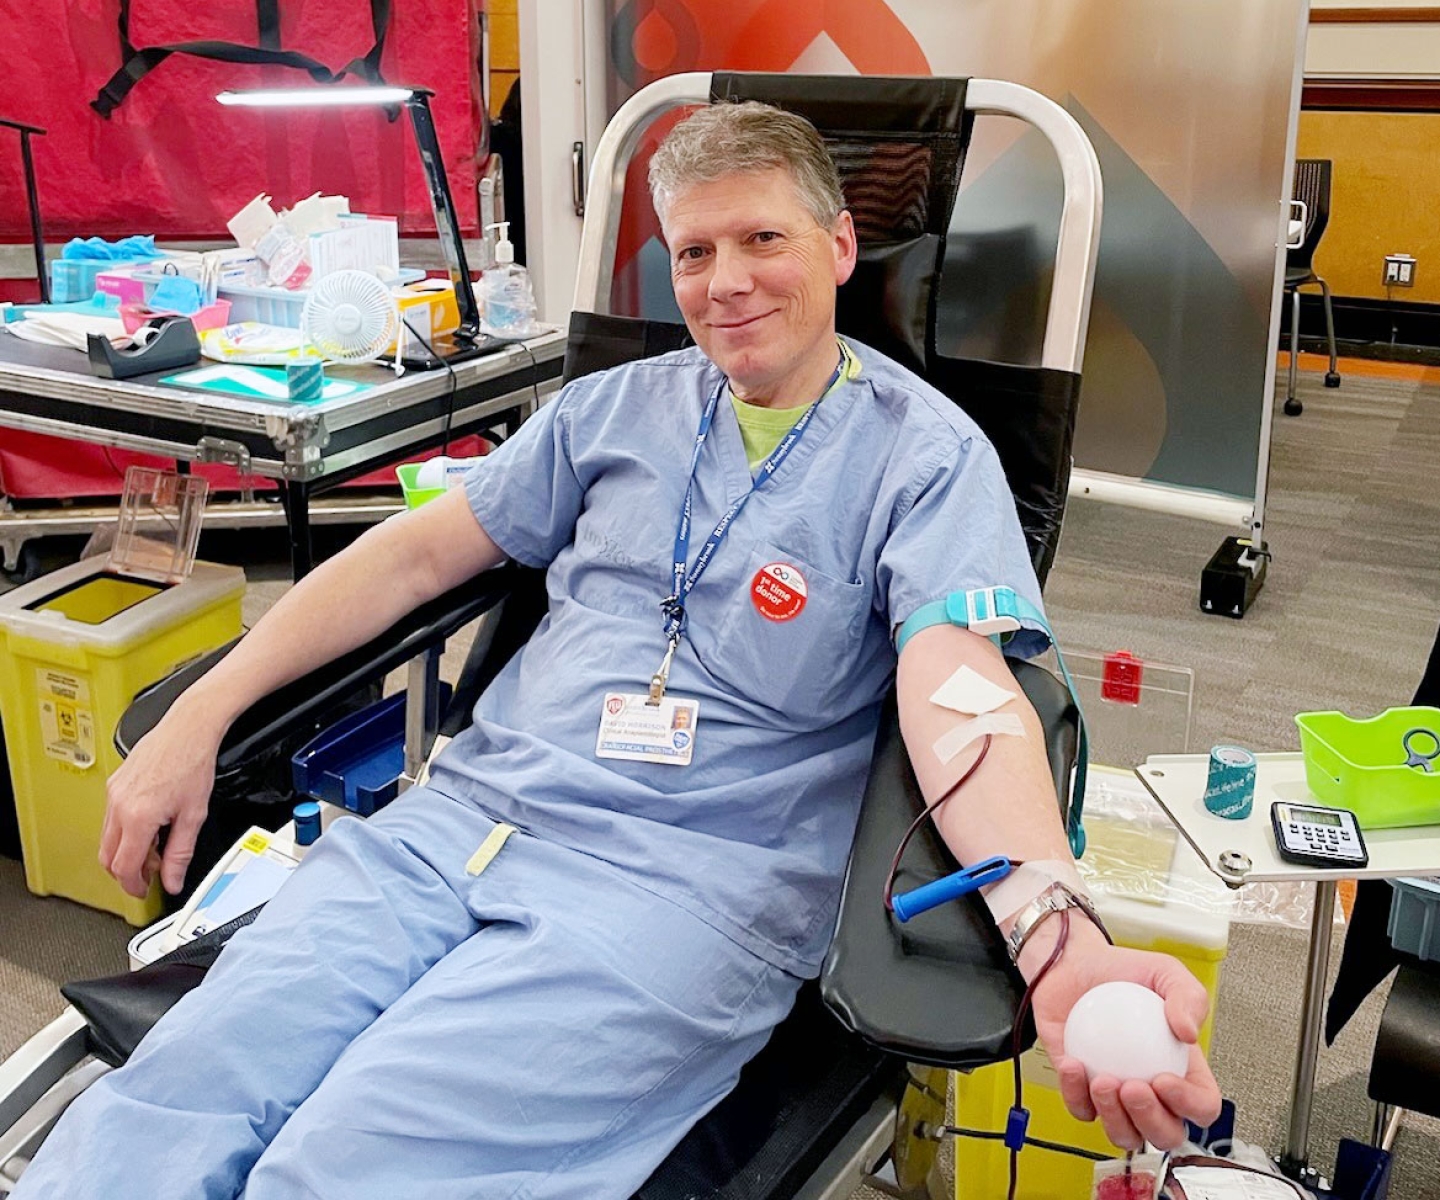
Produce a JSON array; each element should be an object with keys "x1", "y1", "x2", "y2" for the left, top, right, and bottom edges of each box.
[
  {"x1": 395, "y1": 462, "x2": 447, "y2": 510},
  {"x1": 1388, "y1": 877, "x2": 1440, "y2": 962},
  {"x1": 49, "y1": 258, "x2": 144, "y2": 304},
  {"x1": 199, "y1": 268, "x2": 426, "y2": 329},
  {"x1": 953, "y1": 773, "x2": 1230, "y2": 1200},
  {"x1": 1295, "y1": 707, "x2": 1440, "y2": 828},
  {"x1": 0, "y1": 559, "x2": 245, "y2": 924},
  {"x1": 291, "y1": 686, "x2": 452, "y2": 817}
]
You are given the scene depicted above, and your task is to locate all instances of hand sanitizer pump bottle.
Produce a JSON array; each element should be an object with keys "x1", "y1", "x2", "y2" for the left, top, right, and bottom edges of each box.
[{"x1": 479, "y1": 222, "x2": 538, "y2": 339}]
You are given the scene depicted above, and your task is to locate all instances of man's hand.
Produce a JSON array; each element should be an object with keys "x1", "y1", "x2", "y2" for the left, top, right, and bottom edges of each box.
[
  {"x1": 1025, "y1": 918, "x2": 1223, "y2": 1150},
  {"x1": 98, "y1": 697, "x2": 221, "y2": 898}
]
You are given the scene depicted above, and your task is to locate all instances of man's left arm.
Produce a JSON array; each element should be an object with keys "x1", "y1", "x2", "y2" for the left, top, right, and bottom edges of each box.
[{"x1": 896, "y1": 625, "x2": 1223, "y2": 1150}]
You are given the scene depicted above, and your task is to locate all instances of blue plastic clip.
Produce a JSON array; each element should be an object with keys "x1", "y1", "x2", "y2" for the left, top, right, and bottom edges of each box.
[
  {"x1": 1004, "y1": 1106, "x2": 1030, "y2": 1153},
  {"x1": 891, "y1": 856, "x2": 1015, "y2": 923}
]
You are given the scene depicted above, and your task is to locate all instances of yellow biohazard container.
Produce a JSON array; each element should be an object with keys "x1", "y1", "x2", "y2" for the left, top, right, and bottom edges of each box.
[
  {"x1": 0, "y1": 558, "x2": 245, "y2": 925},
  {"x1": 954, "y1": 771, "x2": 1230, "y2": 1200}
]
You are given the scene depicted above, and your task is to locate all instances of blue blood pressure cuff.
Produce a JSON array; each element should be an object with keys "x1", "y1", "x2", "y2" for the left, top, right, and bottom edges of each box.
[{"x1": 896, "y1": 586, "x2": 1088, "y2": 856}]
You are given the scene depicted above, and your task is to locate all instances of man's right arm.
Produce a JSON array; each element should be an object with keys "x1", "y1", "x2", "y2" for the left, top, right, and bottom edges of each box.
[{"x1": 100, "y1": 486, "x2": 506, "y2": 898}]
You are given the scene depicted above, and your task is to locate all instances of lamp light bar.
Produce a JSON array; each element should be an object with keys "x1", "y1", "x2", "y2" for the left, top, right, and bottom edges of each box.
[{"x1": 216, "y1": 87, "x2": 415, "y2": 108}]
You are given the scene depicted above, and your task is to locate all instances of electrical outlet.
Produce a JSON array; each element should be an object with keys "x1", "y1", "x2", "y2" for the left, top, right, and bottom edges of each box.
[{"x1": 1384, "y1": 253, "x2": 1417, "y2": 287}]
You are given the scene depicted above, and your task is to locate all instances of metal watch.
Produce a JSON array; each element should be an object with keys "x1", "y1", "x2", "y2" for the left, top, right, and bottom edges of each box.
[{"x1": 1004, "y1": 881, "x2": 1108, "y2": 964}]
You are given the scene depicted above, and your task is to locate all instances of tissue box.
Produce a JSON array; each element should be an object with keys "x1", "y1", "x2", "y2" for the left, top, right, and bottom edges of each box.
[{"x1": 392, "y1": 280, "x2": 461, "y2": 353}]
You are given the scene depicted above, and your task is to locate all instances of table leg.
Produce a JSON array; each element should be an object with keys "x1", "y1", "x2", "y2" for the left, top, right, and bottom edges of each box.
[
  {"x1": 283, "y1": 481, "x2": 314, "y2": 579},
  {"x1": 1278, "y1": 878, "x2": 1337, "y2": 1182}
]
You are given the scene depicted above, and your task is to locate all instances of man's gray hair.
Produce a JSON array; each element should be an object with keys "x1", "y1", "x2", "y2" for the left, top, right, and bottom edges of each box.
[{"x1": 648, "y1": 100, "x2": 845, "y2": 228}]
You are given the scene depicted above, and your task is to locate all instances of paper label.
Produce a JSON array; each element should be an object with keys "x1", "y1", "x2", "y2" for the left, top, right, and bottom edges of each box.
[
  {"x1": 1171, "y1": 1166, "x2": 1302, "y2": 1200},
  {"x1": 36, "y1": 669, "x2": 96, "y2": 769},
  {"x1": 1019, "y1": 1043, "x2": 1061, "y2": 1090},
  {"x1": 596, "y1": 693, "x2": 699, "y2": 766}
]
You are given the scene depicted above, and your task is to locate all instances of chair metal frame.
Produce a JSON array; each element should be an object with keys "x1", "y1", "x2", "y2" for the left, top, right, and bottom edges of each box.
[{"x1": 0, "y1": 73, "x2": 1100, "y2": 1200}]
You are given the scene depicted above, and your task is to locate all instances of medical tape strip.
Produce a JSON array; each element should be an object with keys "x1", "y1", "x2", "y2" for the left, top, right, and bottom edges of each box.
[
  {"x1": 932, "y1": 711, "x2": 1026, "y2": 765},
  {"x1": 980, "y1": 858, "x2": 1088, "y2": 925},
  {"x1": 465, "y1": 823, "x2": 517, "y2": 877},
  {"x1": 928, "y1": 665, "x2": 1018, "y2": 717}
]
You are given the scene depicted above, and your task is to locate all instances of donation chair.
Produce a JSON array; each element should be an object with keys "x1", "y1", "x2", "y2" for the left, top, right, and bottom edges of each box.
[
  {"x1": 1283, "y1": 158, "x2": 1340, "y2": 418},
  {"x1": 0, "y1": 73, "x2": 1101, "y2": 1200}
]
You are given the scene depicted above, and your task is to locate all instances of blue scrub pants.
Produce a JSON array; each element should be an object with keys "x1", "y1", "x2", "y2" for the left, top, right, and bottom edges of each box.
[{"x1": 14, "y1": 788, "x2": 800, "y2": 1200}]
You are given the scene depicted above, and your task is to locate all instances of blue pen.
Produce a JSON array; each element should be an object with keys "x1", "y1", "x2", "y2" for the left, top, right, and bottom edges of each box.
[{"x1": 891, "y1": 856, "x2": 1015, "y2": 923}]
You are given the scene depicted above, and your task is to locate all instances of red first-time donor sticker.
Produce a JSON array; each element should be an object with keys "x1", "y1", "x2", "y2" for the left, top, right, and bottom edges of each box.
[{"x1": 751, "y1": 562, "x2": 808, "y2": 621}]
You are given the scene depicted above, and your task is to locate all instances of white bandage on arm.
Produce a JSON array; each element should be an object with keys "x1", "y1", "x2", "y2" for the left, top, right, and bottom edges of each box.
[{"x1": 981, "y1": 858, "x2": 1090, "y2": 926}]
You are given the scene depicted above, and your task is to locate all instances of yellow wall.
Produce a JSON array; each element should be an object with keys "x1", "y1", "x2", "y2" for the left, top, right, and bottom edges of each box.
[
  {"x1": 488, "y1": 0, "x2": 519, "y2": 118},
  {"x1": 1296, "y1": 110, "x2": 1440, "y2": 303}
]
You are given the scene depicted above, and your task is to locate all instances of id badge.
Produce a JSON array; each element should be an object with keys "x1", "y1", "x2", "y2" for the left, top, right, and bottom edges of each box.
[{"x1": 596, "y1": 692, "x2": 699, "y2": 766}]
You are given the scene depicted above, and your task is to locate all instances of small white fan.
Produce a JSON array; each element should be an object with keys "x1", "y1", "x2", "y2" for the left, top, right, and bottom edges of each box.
[{"x1": 300, "y1": 270, "x2": 402, "y2": 372}]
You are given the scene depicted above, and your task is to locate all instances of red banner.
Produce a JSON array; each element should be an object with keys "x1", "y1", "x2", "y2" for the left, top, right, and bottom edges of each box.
[{"x1": 0, "y1": 0, "x2": 483, "y2": 243}]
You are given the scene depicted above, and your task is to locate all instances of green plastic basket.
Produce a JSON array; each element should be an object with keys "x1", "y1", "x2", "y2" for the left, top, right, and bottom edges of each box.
[
  {"x1": 395, "y1": 463, "x2": 445, "y2": 511},
  {"x1": 1294, "y1": 706, "x2": 1440, "y2": 828}
]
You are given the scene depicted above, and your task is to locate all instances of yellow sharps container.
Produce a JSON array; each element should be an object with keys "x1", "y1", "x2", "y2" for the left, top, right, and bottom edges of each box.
[
  {"x1": 954, "y1": 769, "x2": 1230, "y2": 1200},
  {"x1": 0, "y1": 557, "x2": 244, "y2": 925}
]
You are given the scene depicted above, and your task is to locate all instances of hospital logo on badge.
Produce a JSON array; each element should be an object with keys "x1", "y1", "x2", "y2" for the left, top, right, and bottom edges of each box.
[
  {"x1": 672, "y1": 730, "x2": 691, "y2": 750},
  {"x1": 751, "y1": 562, "x2": 807, "y2": 622},
  {"x1": 605, "y1": 696, "x2": 625, "y2": 716}
]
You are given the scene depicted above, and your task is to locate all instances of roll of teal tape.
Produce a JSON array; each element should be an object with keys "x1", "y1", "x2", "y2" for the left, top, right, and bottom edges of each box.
[
  {"x1": 1204, "y1": 745, "x2": 1256, "y2": 819},
  {"x1": 287, "y1": 357, "x2": 325, "y2": 404}
]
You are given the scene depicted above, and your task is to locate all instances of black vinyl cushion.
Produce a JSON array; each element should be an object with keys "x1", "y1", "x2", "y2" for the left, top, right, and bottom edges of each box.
[
  {"x1": 62, "y1": 908, "x2": 263, "y2": 1068},
  {"x1": 925, "y1": 358, "x2": 1081, "y2": 587},
  {"x1": 835, "y1": 237, "x2": 940, "y2": 376},
  {"x1": 1368, "y1": 960, "x2": 1440, "y2": 1115},
  {"x1": 636, "y1": 988, "x2": 897, "y2": 1199},
  {"x1": 821, "y1": 660, "x2": 1078, "y2": 1067}
]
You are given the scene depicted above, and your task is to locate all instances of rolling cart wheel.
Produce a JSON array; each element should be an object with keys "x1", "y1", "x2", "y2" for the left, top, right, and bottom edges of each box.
[
  {"x1": 1284, "y1": 397, "x2": 1303, "y2": 417},
  {"x1": 1324, "y1": 372, "x2": 1341, "y2": 389},
  {"x1": 1, "y1": 543, "x2": 40, "y2": 586}
]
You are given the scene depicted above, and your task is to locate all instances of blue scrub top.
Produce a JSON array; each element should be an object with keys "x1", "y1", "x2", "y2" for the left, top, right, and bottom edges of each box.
[{"x1": 430, "y1": 340, "x2": 1047, "y2": 976}]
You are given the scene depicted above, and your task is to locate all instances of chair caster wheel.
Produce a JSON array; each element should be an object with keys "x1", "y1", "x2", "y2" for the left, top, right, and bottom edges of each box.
[
  {"x1": 1324, "y1": 372, "x2": 1341, "y2": 388},
  {"x1": 1284, "y1": 398, "x2": 1303, "y2": 416},
  {"x1": 1, "y1": 543, "x2": 40, "y2": 586}
]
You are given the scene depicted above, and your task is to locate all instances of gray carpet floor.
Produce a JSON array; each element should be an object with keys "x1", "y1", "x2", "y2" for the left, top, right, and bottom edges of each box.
[{"x1": 3, "y1": 359, "x2": 1439, "y2": 1197}]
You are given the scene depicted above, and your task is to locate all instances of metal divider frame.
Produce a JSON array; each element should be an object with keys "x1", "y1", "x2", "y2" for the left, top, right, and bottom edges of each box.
[{"x1": 571, "y1": 73, "x2": 1102, "y2": 376}]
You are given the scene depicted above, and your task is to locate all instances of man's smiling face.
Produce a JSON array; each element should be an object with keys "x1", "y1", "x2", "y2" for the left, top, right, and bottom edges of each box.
[{"x1": 662, "y1": 167, "x2": 856, "y2": 407}]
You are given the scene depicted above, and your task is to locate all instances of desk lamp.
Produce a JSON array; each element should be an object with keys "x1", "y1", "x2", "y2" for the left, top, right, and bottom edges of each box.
[
  {"x1": 216, "y1": 86, "x2": 485, "y2": 364},
  {"x1": 2, "y1": 118, "x2": 49, "y2": 303}
]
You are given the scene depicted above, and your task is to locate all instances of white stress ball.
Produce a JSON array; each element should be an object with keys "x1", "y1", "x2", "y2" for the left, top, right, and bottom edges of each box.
[{"x1": 1063, "y1": 981, "x2": 1190, "y2": 1083}]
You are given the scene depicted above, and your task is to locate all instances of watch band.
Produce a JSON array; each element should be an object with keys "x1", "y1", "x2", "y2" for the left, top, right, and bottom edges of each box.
[{"x1": 1004, "y1": 881, "x2": 1109, "y2": 964}]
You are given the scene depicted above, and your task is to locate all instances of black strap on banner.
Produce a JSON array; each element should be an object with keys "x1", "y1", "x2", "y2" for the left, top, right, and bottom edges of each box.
[{"x1": 93, "y1": 0, "x2": 393, "y2": 118}]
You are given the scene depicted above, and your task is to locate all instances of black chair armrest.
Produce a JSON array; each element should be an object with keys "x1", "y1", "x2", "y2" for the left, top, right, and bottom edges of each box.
[
  {"x1": 820, "y1": 660, "x2": 1079, "y2": 1068},
  {"x1": 116, "y1": 565, "x2": 521, "y2": 777}
]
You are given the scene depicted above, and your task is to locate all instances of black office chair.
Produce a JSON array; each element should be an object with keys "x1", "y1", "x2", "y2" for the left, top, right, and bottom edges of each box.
[
  {"x1": 1367, "y1": 956, "x2": 1440, "y2": 1157},
  {"x1": 0, "y1": 73, "x2": 1101, "y2": 1200},
  {"x1": 1283, "y1": 158, "x2": 1340, "y2": 417}
]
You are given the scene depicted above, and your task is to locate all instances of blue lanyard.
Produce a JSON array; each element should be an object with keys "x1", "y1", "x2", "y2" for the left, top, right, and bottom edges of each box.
[{"x1": 648, "y1": 347, "x2": 846, "y2": 703}]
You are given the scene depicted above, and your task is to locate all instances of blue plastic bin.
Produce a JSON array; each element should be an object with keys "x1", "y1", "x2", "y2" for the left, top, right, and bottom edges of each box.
[
  {"x1": 1388, "y1": 877, "x2": 1440, "y2": 962},
  {"x1": 49, "y1": 259, "x2": 144, "y2": 305},
  {"x1": 291, "y1": 685, "x2": 452, "y2": 817}
]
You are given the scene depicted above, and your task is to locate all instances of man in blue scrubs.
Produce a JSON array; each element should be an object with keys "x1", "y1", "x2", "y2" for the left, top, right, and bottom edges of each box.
[{"x1": 14, "y1": 101, "x2": 1220, "y2": 1198}]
